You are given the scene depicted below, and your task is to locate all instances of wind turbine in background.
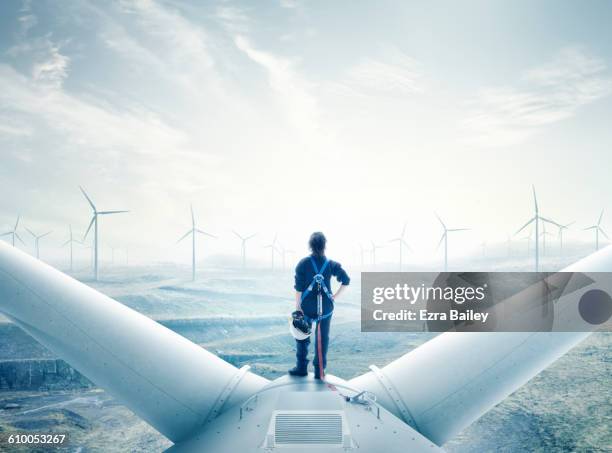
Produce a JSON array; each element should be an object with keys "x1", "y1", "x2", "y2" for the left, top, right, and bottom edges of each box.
[
  {"x1": 435, "y1": 213, "x2": 469, "y2": 272},
  {"x1": 177, "y1": 205, "x2": 216, "y2": 281},
  {"x1": 584, "y1": 210, "x2": 608, "y2": 251},
  {"x1": 264, "y1": 234, "x2": 279, "y2": 271},
  {"x1": 557, "y1": 221, "x2": 574, "y2": 255},
  {"x1": 389, "y1": 223, "x2": 411, "y2": 271},
  {"x1": 62, "y1": 224, "x2": 82, "y2": 272},
  {"x1": 358, "y1": 243, "x2": 366, "y2": 268},
  {"x1": 278, "y1": 244, "x2": 295, "y2": 271},
  {"x1": 515, "y1": 186, "x2": 559, "y2": 272},
  {"x1": 1, "y1": 215, "x2": 24, "y2": 247},
  {"x1": 539, "y1": 222, "x2": 555, "y2": 256},
  {"x1": 80, "y1": 186, "x2": 128, "y2": 281},
  {"x1": 25, "y1": 228, "x2": 52, "y2": 259},
  {"x1": 233, "y1": 231, "x2": 256, "y2": 269},
  {"x1": 370, "y1": 241, "x2": 384, "y2": 268}
]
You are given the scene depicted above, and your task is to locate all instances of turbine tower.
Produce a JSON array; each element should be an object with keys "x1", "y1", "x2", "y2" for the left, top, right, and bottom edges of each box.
[
  {"x1": 584, "y1": 209, "x2": 608, "y2": 251},
  {"x1": 278, "y1": 244, "x2": 295, "y2": 271},
  {"x1": 177, "y1": 205, "x2": 216, "y2": 281},
  {"x1": 436, "y1": 213, "x2": 469, "y2": 272},
  {"x1": 25, "y1": 228, "x2": 52, "y2": 259},
  {"x1": 62, "y1": 224, "x2": 81, "y2": 272},
  {"x1": 370, "y1": 241, "x2": 384, "y2": 268},
  {"x1": 557, "y1": 221, "x2": 574, "y2": 255},
  {"x1": 1, "y1": 215, "x2": 24, "y2": 247},
  {"x1": 80, "y1": 186, "x2": 128, "y2": 281},
  {"x1": 264, "y1": 234, "x2": 278, "y2": 270},
  {"x1": 515, "y1": 186, "x2": 559, "y2": 272},
  {"x1": 539, "y1": 222, "x2": 554, "y2": 256},
  {"x1": 389, "y1": 223, "x2": 411, "y2": 271},
  {"x1": 233, "y1": 231, "x2": 256, "y2": 269}
]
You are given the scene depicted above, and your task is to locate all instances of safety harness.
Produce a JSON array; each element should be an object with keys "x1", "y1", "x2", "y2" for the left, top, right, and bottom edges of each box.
[{"x1": 300, "y1": 256, "x2": 334, "y2": 380}]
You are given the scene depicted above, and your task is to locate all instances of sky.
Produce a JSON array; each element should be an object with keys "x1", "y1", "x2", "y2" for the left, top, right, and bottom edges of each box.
[{"x1": 1, "y1": 0, "x2": 612, "y2": 268}]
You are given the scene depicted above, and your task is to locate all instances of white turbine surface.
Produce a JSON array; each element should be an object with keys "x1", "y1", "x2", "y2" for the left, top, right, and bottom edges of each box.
[
  {"x1": 81, "y1": 186, "x2": 128, "y2": 281},
  {"x1": 435, "y1": 213, "x2": 468, "y2": 272},
  {"x1": 177, "y1": 205, "x2": 216, "y2": 281},
  {"x1": 584, "y1": 209, "x2": 608, "y2": 251},
  {"x1": 350, "y1": 245, "x2": 612, "y2": 446},
  {"x1": 0, "y1": 242, "x2": 268, "y2": 443}
]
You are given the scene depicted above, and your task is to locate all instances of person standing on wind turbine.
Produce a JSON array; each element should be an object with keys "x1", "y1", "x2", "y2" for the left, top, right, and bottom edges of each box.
[{"x1": 289, "y1": 232, "x2": 350, "y2": 380}]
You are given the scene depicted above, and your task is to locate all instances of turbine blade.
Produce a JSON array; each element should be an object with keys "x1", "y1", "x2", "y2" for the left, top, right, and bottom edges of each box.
[
  {"x1": 532, "y1": 185, "x2": 538, "y2": 213},
  {"x1": 448, "y1": 228, "x2": 469, "y2": 232},
  {"x1": 436, "y1": 233, "x2": 445, "y2": 250},
  {"x1": 62, "y1": 239, "x2": 71, "y2": 247},
  {"x1": 40, "y1": 231, "x2": 52, "y2": 238},
  {"x1": 14, "y1": 215, "x2": 20, "y2": 230},
  {"x1": 232, "y1": 230, "x2": 243, "y2": 240},
  {"x1": 15, "y1": 233, "x2": 25, "y2": 245},
  {"x1": 0, "y1": 232, "x2": 11, "y2": 237},
  {"x1": 401, "y1": 222, "x2": 408, "y2": 238},
  {"x1": 598, "y1": 209, "x2": 604, "y2": 226},
  {"x1": 245, "y1": 233, "x2": 257, "y2": 240},
  {"x1": 176, "y1": 230, "x2": 192, "y2": 243},
  {"x1": 196, "y1": 229, "x2": 216, "y2": 238},
  {"x1": 83, "y1": 216, "x2": 95, "y2": 240},
  {"x1": 584, "y1": 226, "x2": 597, "y2": 231},
  {"x1": 79, "y1": 186, "x2": 96, "y2": 211},
  {"x1": 25, "y1": 227, "x2": 36, "y2": 238},
  {"x1": 540, "y1": 217, "x2": 561, "y2": 227},
  {"x1": 190, "y1": 204, "x2": 195, "y2": 226},
  {"x1": 599, "y1": 227, "x2": 609, "y2": 239},
  {"x1": 389, "y1": 238, "x2": 400, "y2": 243},
  {"x1": 435, "y1": 212, "x2": 446, "y2": 229},
  {"x1": 515, "y1": 217, "x2": 535, "y2": 235},
  {"x1": 98, "y1": 210, "x2": 129, "y2": 215}
]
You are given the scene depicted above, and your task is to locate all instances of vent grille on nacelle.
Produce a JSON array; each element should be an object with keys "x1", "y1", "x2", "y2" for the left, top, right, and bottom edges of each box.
[{"x1": 274, "y1": 413, "x2": 343, "y2": 445}]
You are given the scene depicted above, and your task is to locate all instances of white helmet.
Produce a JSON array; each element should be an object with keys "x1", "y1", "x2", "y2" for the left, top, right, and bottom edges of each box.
[{"x1": 289, "y1": 313, "x2": 311, "y2": 340}]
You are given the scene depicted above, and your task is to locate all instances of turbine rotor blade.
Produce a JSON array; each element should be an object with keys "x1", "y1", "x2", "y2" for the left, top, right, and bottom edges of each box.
[
  {"x1": 232, "y1": 230, "x2": 243, "y2": 240},
  {"x1": 0, "y1": 232, "x2": 11, "y2": 237},
  {"x1": 25, "y1": 227, "x2": 36, "y2": 238},
  {"x1": 599, "y1": 227, "x2": 609, "y2": 239},
  {"x1": 584, "y1": 226, "x2": 597, "y2": 231},
  {"x1": 190, "y1": 204, "x2": 195, "y2": 227},
  {"x1": 436, "y1": 233, "x2": 445, "y2": 250},
  {"x1": 598, "y1": 209, "x2": 604, "y2": 226},
  {"x1": 196, "y1": 229, "x2": 216, "y2": 238},
  {"x1": 39, "y1": 231, "x2": 52, "y2": 239},
  {"x1": 540, "y1": 217, "x2": 561, "y2": 227},
  {"x1": 79, "y1": 186, "x2": 96, "y2": 211},
  {"x1": 435, "y1": 212, "x2": 446, "y2": 229},
  {"x1": 98, "y1": 210, "x2": 129, "y2": 215},
  {"x1": 532, "y1": 185, "x2": 538, "y2": 213},
  {"x1": 14, "y1": 215, "x2": 20, "y2": 230},
  {"x1": 177, "y1": 230, "x2": 192, "y2": 243},
  {"x1": 448, "y1": 228, "x2": 469, "y2": 232},
  {"x1": 15, "y1": 233, "x2": 25, "y2": 245},
  {"x1": 515, "y1": 217, "x2": 535, "y2": 235},
  {"x1": 83, "y1": 216, "x2": 95, "y2": 240},
  {"x1": 245, "y1": 233, "x2": 256, "y2": 240}
]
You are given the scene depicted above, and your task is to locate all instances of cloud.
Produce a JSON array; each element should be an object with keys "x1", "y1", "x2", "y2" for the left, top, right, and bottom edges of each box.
[
  {"x1": 234, "y1": 35, "x2": 319, "y2": 140},
  {"x1": 343, "y1": 48, "x2": 424, "y2": 96},
  {"x1": 463, "y1": 46, "x2": 612, "y2": 146}
]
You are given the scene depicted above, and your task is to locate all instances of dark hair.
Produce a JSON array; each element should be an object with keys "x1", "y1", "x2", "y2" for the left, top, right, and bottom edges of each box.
[{"x1": 309, "y1": 232, "x2": 326, "y2": 256}]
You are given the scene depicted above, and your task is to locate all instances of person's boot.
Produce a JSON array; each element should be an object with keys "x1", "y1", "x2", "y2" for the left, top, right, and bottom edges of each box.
[{"x1": 288, "y1": 366, "x2": 308, "y2": 377}]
